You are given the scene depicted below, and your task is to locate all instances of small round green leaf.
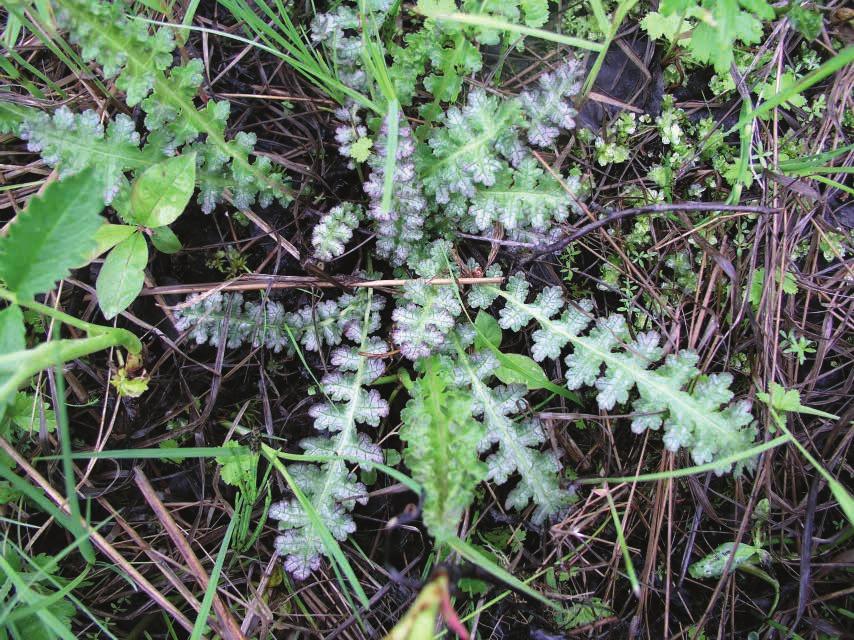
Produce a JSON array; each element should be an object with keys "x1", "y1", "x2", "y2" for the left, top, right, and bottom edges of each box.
[
  {"x1": 494, "y1": 353, "x2": 550, "y2": 389},
  {"x1": 150, "y1": 226, "x2": 182, "y2": 254},
  {"x1": 96, "y1": 231, "x2": 148, "y2": 320},
  {"x1": 130, "y1": 152, "x2": 196, "y2": 228},
  {"x1": 474, "y1": 311, "x2": 502, "y2": 349}
]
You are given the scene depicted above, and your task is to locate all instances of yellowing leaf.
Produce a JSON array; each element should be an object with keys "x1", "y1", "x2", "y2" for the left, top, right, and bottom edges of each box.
[{"x1": 348, "y1": 137, "x2": 373, "y2": 163}]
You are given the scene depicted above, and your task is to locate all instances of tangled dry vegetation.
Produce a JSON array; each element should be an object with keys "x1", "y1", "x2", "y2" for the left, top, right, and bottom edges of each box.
[{"x1": 0, "y1": 1, "x2": 852, "y2": 639}]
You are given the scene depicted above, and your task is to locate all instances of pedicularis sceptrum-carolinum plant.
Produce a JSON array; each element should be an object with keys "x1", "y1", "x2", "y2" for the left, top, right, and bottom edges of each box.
[
  {"x1": 1, "y1": 0, "x2": 765, "y2": 582},
  {"x1": 167, "y1": 0, "x2": 761, "y2": 580}
]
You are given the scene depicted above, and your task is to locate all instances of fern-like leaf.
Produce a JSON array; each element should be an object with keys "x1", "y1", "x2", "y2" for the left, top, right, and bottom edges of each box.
[
  {"x1": 400, "y1": 356, "x2": 486, "y2": 541},
  {"x1": 53, "y1": 0, "x2": 292, "y2": 213},
  {"x1": 391, "y1": 280, "x2": 462, "y2": 360},
  {"x1": 491, "y1": 275, "x2": 758, "y2": 473},
  {"x1": 312, "y1": 203, "x2": 364, "y2": 261},
  {"x1": 17, "y1": 106, "x2": 151, "y2": 203},
  {"x1": 270, "y1": 298, "x2": 387, "y2": 579},
  {"x1": 451, "y1": 345, "x2": 570, "y2": 522},
  {"x1": 174, "y1": 288, "x2": 385, "y2": 354},
  {"x1": 519, "y1": 60, "x2": 583, "y2": 148}
]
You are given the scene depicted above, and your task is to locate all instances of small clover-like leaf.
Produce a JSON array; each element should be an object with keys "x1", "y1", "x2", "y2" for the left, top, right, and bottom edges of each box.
[{"x1": 348, "y1": 136, "x2": 373, "y2": 162}]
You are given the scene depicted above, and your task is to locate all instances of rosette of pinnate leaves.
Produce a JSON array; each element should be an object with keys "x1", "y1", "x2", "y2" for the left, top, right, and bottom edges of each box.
[
  {"x1": 3, "y1": 0, "x2": 289, "y2": 213},
  {"x1": 484, "y1": 274, "x2": 758, "y2": 473},
  {"x1": 451, "y1": 348, "x2": 571, "y2": 522},
  {"x1": 173, "y1": 287, "x2": 384, "y2": 354},
  {"x1": 311, "y1": 61, "x2": 586, "y2": 263},
  {"x1": 270, "y1": 316, "x2": 389, "y2": 578}
]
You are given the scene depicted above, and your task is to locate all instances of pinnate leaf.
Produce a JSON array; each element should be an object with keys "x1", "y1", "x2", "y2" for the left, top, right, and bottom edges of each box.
[
  {"x1": 400, "y1": 356, "x2": 486, "y2": 541},
  {"x1": 0, "y1": 169, "x2": 105, "y2": 299}
]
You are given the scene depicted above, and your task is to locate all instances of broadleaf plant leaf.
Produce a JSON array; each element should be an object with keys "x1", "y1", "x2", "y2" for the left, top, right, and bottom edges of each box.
[
  {"x1": 474, "y1": 311, "x2": 502, "y2": 349},
  {"x1": 494, "y1": 352, "x2": 550, "y2": 389},
  {"x1": 76, "y1": 223, "x2": 138, "y2": 267},
  {"x1": 0, "y1": 305, "x2": 26, "y2": 417},
  {"x1": 0, "y1": 168, "x2": 105, "y2": 299},
  {"x1": 130, "y1": 152, "x2": 196, "y2": 227},
  {"x1": 150, "y1": 226, "x2": 182, "y2": 254},
  {"x1": 96, "y1": 231, "x2": 148, "y2": 320}
]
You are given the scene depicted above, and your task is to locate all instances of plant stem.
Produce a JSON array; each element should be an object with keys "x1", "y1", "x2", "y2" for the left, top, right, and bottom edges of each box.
[{"x1": 0, "y1": 287, "x2": 141, "y2": 353}]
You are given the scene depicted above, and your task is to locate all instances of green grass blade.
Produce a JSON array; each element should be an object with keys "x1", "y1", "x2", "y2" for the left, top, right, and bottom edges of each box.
[
  {"x1": 445, "y1": 536, "x2": 560, "y2": 611},
  {"x1": 577, "y1": 435, "x2": 791, "y2": 484},
  {"x1": 605, "y1": 489, "x2": 640, "y2": 597},
  {"x1": 52, "y1": 357, "x2": 95, "y2": 564},
  {"x1": 0, "y1": 554, "x2": 78, "y2": 640},
  {"x1": 733, "y1": 46, "x2": 854, "y2": 129},
  {"x1": 415, "y1": 7, "x2": 603, "y2": 51},
  {"x1": 189, "y1": 501, "x2": 239, "y2": 640},
  {"x1": 262, "y1": 446, "x2": 371, "y2": 608},
  {"x1": 581, "y1": 0, "x2": 639, "y2": 98}
]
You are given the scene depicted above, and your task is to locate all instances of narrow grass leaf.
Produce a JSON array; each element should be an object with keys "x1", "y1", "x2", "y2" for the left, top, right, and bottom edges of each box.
[
  {"x1": 415, "y1": 6, "x2": 604, "y2": 51},
  {"x1": 263, "y1": 447, "x2": 371, "y2": 608},
  {"x1": 189, "y1": 501, "x2": 239, "y2": 640},
  {"x1": 445, "y1": 536, "x2": 560, "y2": 611}
]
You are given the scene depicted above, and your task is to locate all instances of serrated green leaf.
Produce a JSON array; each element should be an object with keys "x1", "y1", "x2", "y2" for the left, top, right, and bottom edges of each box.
[
  {"x1": 788, "y1": 4, "x2": 822, "y2": 41},
  {"x1": 494, "y1": 353, "x2": 550, "y2": 389},
  {"x1": 0, "y1": 304, "x2": 25, "y2": 356},
  {"x1": 7, "y1": 392, "x2": 57, "y2": 436},
  {"x1": 150, "y1": 226, "x2": 182, "y2": 254},
  {"x1": 216, "y1": 440, "x2": 259, "y2": 488},
  {"x1": 474, "y1": 311, "x2": 502, "y2": 349},
  {"x1": 520, "y1": 0, "x2": 549, "y2": 28},
  {"x1": 95, "y1": 231, "x2": 148, "y2": 320},
  {"x1": 641, "y1": 11, "x2": 686, "y2": 41},
  {"x1": 757, "y1": 382, "x2": 838, "y2": 419},
  {"x1": 0, "y1": 169, "x2": 105, "y2": 299},
  {"x1": 130, "y1": 153, "x2": 196, "y2": 227}
]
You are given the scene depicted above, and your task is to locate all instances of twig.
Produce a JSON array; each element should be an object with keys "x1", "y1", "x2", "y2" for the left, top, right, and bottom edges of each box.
[
  {"x1": 0, "y1": 437, "x2": 200, "y2": 637},
  {"x1": 524, "y1": 202, "x2": 781, "y2": 259},
  {"x1": 134, "y1": 468, "x2": 246, "y2": 640},
  {"x1": 142, "y1": 276, "x2": 505, "y2": 297}
]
